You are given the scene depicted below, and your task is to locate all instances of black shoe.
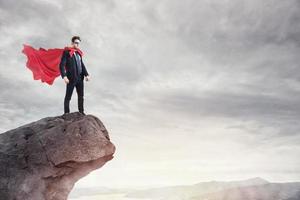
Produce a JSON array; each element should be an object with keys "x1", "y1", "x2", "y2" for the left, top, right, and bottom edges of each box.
[{"x1": 79, "y1": 111, "x2": 86, "y2": 115}]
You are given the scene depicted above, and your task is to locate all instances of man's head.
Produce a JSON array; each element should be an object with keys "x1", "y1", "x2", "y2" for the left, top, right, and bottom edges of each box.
[{"x1": 71, "y1": 36, "x2": 81, "y2": 48}]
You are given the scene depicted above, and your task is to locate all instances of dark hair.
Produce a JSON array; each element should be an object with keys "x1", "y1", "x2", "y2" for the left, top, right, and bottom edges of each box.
[{"x1": 71, "y1": 36, "x2": 81, "y2": 43}]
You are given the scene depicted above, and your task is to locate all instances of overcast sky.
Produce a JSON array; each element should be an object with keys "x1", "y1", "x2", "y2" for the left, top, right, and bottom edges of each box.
[{"x1": 1, "y1": 0, "x2": 300, "y2": 189}]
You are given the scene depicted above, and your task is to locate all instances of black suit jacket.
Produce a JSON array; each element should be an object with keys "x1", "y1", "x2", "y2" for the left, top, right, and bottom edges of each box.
[{"x1": 59, "y1": 49, "x2": 89, "y2": 82}]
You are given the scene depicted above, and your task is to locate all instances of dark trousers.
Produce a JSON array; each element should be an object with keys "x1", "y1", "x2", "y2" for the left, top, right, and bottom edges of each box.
[{"x1": 64, "y1": 79, "x2": 84, "y2": 113}]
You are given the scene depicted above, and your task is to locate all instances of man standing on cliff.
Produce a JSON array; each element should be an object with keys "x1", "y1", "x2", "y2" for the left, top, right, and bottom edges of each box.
[{"x1": 59, "y1": 36, "x2": 90, "y2": 115}]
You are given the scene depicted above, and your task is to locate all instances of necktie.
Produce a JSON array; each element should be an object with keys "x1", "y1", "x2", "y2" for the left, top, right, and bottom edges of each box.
[{"x1": 74, "y1": 52, "x2": 82, "y2": 76}]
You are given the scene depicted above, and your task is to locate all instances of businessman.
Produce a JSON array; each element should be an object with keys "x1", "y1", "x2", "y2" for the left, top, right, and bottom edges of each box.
[{"x1": 59, "y1": 36, "x2": 90, "y2": 115}]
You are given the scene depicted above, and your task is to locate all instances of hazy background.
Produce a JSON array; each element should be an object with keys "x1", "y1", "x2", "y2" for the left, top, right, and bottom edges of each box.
[{"x1": 0, "y1": 0, "x2": 300, "y2": 189}]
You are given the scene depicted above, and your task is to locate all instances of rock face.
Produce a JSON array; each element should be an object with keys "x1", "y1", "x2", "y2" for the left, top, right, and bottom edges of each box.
[{"x1": 0, "y1": 112, "x2": 116, "y2": 200}]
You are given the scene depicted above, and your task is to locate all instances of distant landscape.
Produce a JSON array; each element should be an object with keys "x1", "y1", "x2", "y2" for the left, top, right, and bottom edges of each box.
[{"x1": 69, "y1": 177, "x2": 300, "y2": 200}]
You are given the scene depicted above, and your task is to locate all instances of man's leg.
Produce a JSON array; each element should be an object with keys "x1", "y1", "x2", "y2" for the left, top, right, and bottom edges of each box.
[
  {"x1": 75, "y1": 80, "x2": 84, "y2": 114},
  {"x1": 64, "y1": 82, "x2": 75, "y2": 114}
]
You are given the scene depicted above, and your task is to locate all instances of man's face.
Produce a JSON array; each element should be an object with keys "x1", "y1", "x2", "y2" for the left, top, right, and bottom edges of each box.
[{"x1": 72, "y1": 39, "x2": 80, "y2": 48}]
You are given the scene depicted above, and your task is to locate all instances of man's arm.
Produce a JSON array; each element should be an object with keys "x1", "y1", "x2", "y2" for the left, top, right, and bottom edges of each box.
[
  {"x1": 59, "y1": 50, "x2": 68, "y2": 79},
  {"x1": 81, "y1": 59, "x2": 89, "y2": 76}
]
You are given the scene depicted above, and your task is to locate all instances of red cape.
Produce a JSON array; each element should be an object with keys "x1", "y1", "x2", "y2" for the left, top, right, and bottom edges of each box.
[{"x1": 22, "y1": 44, "x2": 83, "y2": 85}]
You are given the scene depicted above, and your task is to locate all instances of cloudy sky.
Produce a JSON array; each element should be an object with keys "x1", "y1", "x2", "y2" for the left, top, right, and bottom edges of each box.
[{"x1": 1, "y1": 0, "x2": 300, "y2": 189}]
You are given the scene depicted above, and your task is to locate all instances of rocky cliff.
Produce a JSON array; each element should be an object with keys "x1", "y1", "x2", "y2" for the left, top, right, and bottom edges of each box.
[{"x1": 0, "y1": 112, "x2": 116, "y2": 200}]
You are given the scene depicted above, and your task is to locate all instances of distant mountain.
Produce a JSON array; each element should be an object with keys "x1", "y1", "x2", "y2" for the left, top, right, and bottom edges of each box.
[
  {"x1": 69, "y1": 187, "x2": 126, "y2": 198},
  {"x1": 125, "y1": 177, "x2": 300, "y2": 200},
  {"x1": 190, "y1": 182, "x2": 300, "y2": 200}
]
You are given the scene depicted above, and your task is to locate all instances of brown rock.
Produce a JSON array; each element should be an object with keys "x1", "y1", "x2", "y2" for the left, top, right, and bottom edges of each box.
[{"x1": 0, "y1": 112, "x2": 116, "y2": 200}]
